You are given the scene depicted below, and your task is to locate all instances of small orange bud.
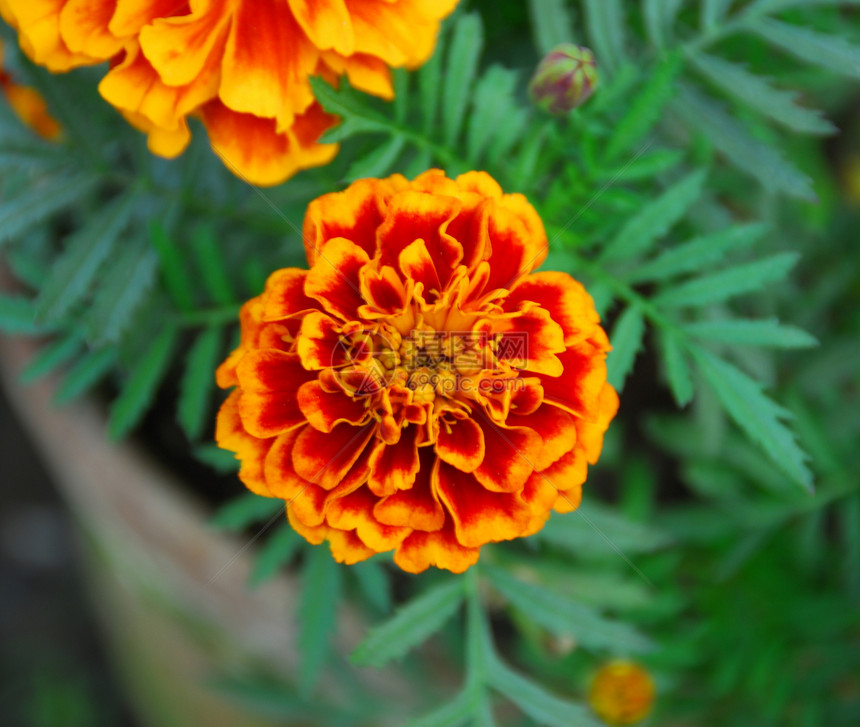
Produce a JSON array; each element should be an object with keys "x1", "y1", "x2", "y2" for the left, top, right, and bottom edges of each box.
[
  {"x1": 589, "y1": 660, "x2": 656, "y2": 725},
  {"x1": 529, "y1": 44, "x2": 599, "y2": 114}
]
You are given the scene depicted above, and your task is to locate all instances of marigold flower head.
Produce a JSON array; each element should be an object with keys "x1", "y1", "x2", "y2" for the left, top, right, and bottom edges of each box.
[
  {"x1": 0, "y1": 38, "x2": 61, "y2": 140},
  {"x1": 589, "y1": 660, "x2": 656, "y2": 726},
  {"x1": 0, "y1": 0, "x2": 458, "y2": 185},
  {"x1": 529, "y1": 44, "x2": 599, "y2": 115},
  {"x1": 216, "y1": 170, "x2": 618, "y2": 573}
]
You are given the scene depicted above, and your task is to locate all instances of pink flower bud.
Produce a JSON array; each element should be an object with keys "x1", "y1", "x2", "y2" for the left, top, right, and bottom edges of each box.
[{"x1": 529, "y1": 44, "x2": 599, "y2": 115}]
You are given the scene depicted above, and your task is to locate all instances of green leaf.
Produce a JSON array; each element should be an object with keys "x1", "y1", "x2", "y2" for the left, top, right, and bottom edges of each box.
[
  {"x1": 403, "y1": 691, "x2": 476, "y2": 727},
  {"x1": 249, "y1": 525, "x2": 302, "y2": 587},
  {"x1": 299, "y1": 546, "x2": 342, "y2": 695},
  {"x1": 19, "y1": 332, "x2": 84, "y2": 383},
  {"x1": 0, "y1": 173, "x2": 97, "y2": 248},
  {"x1": 443, "y1": 13, "x2": 484, "y2": 148},
  {"x1": 194, "y1": 443, "x2": 241, "y2": 474},
  {"x1": 351, "y1": 560, "x2": 392, "y2": 614},
  {"x1": 538, "y1": 499, "x2": 673, "y2": 555},
  {"x1": 583, "y1": 0, "x2": 627, "y2": 74},
  {"x1": 0, "y1": 138, "x2": 67, "y2": 170},
  {"x1": 177, "y1": 326, "x2": 223, "y2": 441},
  {"x1": 108, "y1": 325, "x2": 178, "y2": 440},
  {"x1": 751, "y1": 18, "x2": 860, "y2": 78},
  {"x1": 488, "y1": 659, "x2": 602, "y2": 727},
  {"x1": 311, "y1": 77, "x2": 389, "y2": 142},
  {"x1": 35, "y1": 191, "x2": 139, "y2": 324},
  {"x1": 0, "y1": 295, "x2": 48, "y2": 335},
  {"x1": 54, "y1": 346, "x2": 117, "y2": 405},
  {"x1": 628, "y1": 222, "x2": 769, "y2": 283},
  {"x1": 654, "y1": 252, "x2": 798, "y2": 308},
  {"x1": 675, "y1": 85, "x2": 815, "y2": 200},
  {"x1": 598, "y1": 148, "x2": 685, "y2": 182},
  {"x1": 485, "y1": 566, "x2": 653, "y2": 653},
  {"x1": 644, "y1": 0, "x2": 685, "y2": 48},
  {"x1": 745, "y1": 0, "x2": 860, "y2": 15},
  {"x1": 392, "y1": 68, "x2": 409, "y2": 125},
  {"x1": 659, "y1": 329, "x2": 694, "y2": 406},
  {"x1": 603, "y1": 53, "x2": 681, "y2": 160},
  {"x1": 192, "y1": 224, "x2": 234, "y2": 306},
  {"x1": 684, "y1": 318, "x2": 818, "y2": 348},
  {"x1": 210, "y1": 493, "x2": 282, "y2": 531},
  {"x1": 606, "y1": 306, "x2": 645, "y2": 391},
  {"x1": 149, "y1": 221, "x2": 194, "y2": 313},
  {"x1": 419, "y1": 31, "x2": 445, "y2": 137},
  {"x1": 351, "y1": 578, "x2": 464, "y2": 668},
  {"x1": 346, "y1": 136, "x2": 406, "y2": 181},
  {"x1": 85, "y1": 237, "x2": 159, "y2": 345},
  {"x1": 691, "y1": 348, "x2": 813, "y2": 491},
  {"x1": 601, "y1": 169, "x2": 706, "y2": 262},
  {"x1": 528, "y1": 0, "x2": 573, "y2": 53},
  {"x1": 701, "y1": 0, "x2": 735, "y2": 29},
  {"x1": 690, "y1": 52, "x2": 835, "y2": 135},
  {"x1": 468, "y1": 66, "x2": 520, "y2": 165}
]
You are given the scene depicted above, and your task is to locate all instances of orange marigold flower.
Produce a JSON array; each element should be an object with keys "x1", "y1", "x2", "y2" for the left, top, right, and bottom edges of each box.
[
  {"x1": 0, "y1": 0, "x2": 458, "y2": 185},
  {"x1": 0, "y1": 38, "x2": 61, "y2": 140},
  {"x1": 589, "y1": 660, "x2": 656, "y2": 726},
  {"x1": 216, "y1": 170, "x2": 618, "y2": 573}
]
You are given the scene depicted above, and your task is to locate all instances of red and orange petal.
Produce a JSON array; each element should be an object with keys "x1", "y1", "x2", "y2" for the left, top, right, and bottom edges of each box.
[
  {"x1": 2, "y1": 0, "x2": 459, "y2": 184},
  {"x1": 0, "y1": 38, "x2": 62, "y2": 140},
  {"x1": 217, "y1": 170, "x2": 618, "y2": 572}
]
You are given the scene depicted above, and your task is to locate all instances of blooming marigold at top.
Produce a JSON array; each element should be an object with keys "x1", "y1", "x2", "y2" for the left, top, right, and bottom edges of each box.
[
  {"x1": 0, "y1": 38, "x2": 61, "y2": 140},
  {"x1": 0, "y1": 0, "x2": 458, "y2": 185},
  {"x1": 216, "y1": 170, "x2": 618, "y2": 573}
]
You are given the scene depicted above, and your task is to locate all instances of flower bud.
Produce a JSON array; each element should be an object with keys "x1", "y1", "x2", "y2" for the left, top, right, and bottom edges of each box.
[
  {"x1": 588, "y1": 660, "x2": 656, "y2": 725},
  {"x1": 529, "y1": 44, "x2": 599, "y2": 114}
]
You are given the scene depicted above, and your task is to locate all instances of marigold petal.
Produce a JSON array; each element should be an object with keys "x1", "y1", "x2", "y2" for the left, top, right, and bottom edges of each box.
[
  {"x1": 288, "y1": 0, "x2": 354, "y2": 56},
  {"x1": 508, "y1": 405, "x2": 577, "y2": 471},
  {"x1": 537, "y1": 342, "x2": 608, "y2": 418},
  {"x1": 326, "y1": 487, "x2": 411, "y2": 551},
  {"x1": 367, "y1": 425, "x2": 421, "y2": 496},
  {"x1": 473, "y1": 416, "x2": 542, "y2": 493},
  {"x1": 292, "y1": 422, "x2": 374, "y2": 490},
  {"x1": 373, "y1": 451, "x2": 445, "y2": 531},
  {"x1": 394, "y1": 520, "x2": 479, "y2": 574},
  {"x1": 304, "y1": 237, "x2": 371, "y2": 321},
  {"x1": 297, "y1": 379, "x2": 370, "y2": 432},
  {"x1": 436, "y1": 463, "x2": 533, "y2": 548},
  {"x1": 261, "y1": 268, "x2": 317, "y2": 321},
  {"x1": 436, "y1": 416, "x2": 484, "y2": 473},
  {"x1": 215, "y1": 390, "x2": 274, "y2": 497}
]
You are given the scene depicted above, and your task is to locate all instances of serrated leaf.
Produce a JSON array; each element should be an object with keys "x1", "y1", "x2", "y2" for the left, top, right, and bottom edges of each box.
[
  {"x1": 528, "y1": 0, "x2": 573, "y2": 54},
  {"x1": 675, "y1": 85, "x2": 815, "y2": 200},
  {"x1": 19, "y1": 332, "x2": 84, "y2": 383},
  {"x1": 194, "y1": 443, "x2": 241, "y2": 474},
  {"x1": 299, "y1": 546, "x2": 341, "y2": 695},
  {"x1": 601, "y1": 169, "x2": 706, "y2": 262},
  {"x1": 485, "y1": 566, "x2": 653, "y2": 653},
  {"x1": 468, "y1": 66, "x2": 520, "y2": 165},
  {"x1": 701, "y1": 0, "x2": 734, "y2": 30},
  {"x1": 660, "y1": 329, "x2": 694, "y2": 406},
  {"x1": 684, "y1": 318, "x2": 818, "y2": 348},
  {"x1": 443, "y1": 14, "x2": 484, "y2": 147},
  {"x1": 583, "y1": 0, "x2": 627, "y2": 74},
  {"x1": 691, "y1": 52, "x2": 835, "y2": 134},
  {"x1": 177, "y1": 326, "x2": 223, "y2": 441},
  {"x1": 108, "y1": 325, "x2": 178, "y2": 440},
  {"x1": 150, "y1": 221, "x2": 194, "y2": 313},
  {"x1": 745, "y1": 0, "x2": 860, "y2": 15},
  {"x1": 249, "y1": 524, "x2": 302, "y2": 587},
  {"x1": 488, "y1": 659, "x2": 602, "y2": 727},
  {"x1": 654, "y1": 252, "x2": 798, "y2": 308},
  {"x1": 351, "y1": 560, "x2": 392, "y2": 613},
  {"x1": 346, "y1": 135, "x2": 406, "y2": 181},
  {"x1": 311, "y1": 77, "x2": 389, "y2": 142},
  {"x1": 86, "y1": 238, "x2": 159, "y2": 345},
  {"x1": 628, "y1": 222, "x2": 769, "y2": 283},
  {"x1": 419, "y1": 30, "x2": 445, "y2": 137},
  {"x1": 35, "y1": 191, "x2": 139, "y2": 324},
  {"x1": 53, "y1": 346, "x2": 117, "y2": 405},
  {"x1": 0, "y1": 173, "x2": 97, "y2": 248},
  {"x1": 210, "y1": 493, "x2": 282, "y2": 531},
  {"x1": 604, "y1": 53, "x2": 681, "y2": 160},
  {"x1": 192, "y1": 224, "x2": 234, "y2": 306},
  {"x1": 606, "y1": 306, "x2": 645, "y2": 391},
  {"x1": 538, "y1": 499, "x2": 673, "y2": 555},
  {"x1": 0, "y1": 295, "x2": 49, "y2": 335},
  {"x1": 351, "y1": 578, "x2": 464, "y2": 668},
  {"x1": 598, "y1": 148, "x2": 685, "y2": 182},
  {"x1": 644, "y1": 0, "x2": 685, "y2": 48},
  {"x1": 751, "y1": 18, "x2": 860, "y2": 78},
  {"x1": 691, "y1": 348, "x2": 813, "y2": 491},
  {"x1": 0, "y1": 138, "x2": 67, "y2": 170},
  {"x1": 403, "y1": 691, "x2": 476, "y2": 727}
]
